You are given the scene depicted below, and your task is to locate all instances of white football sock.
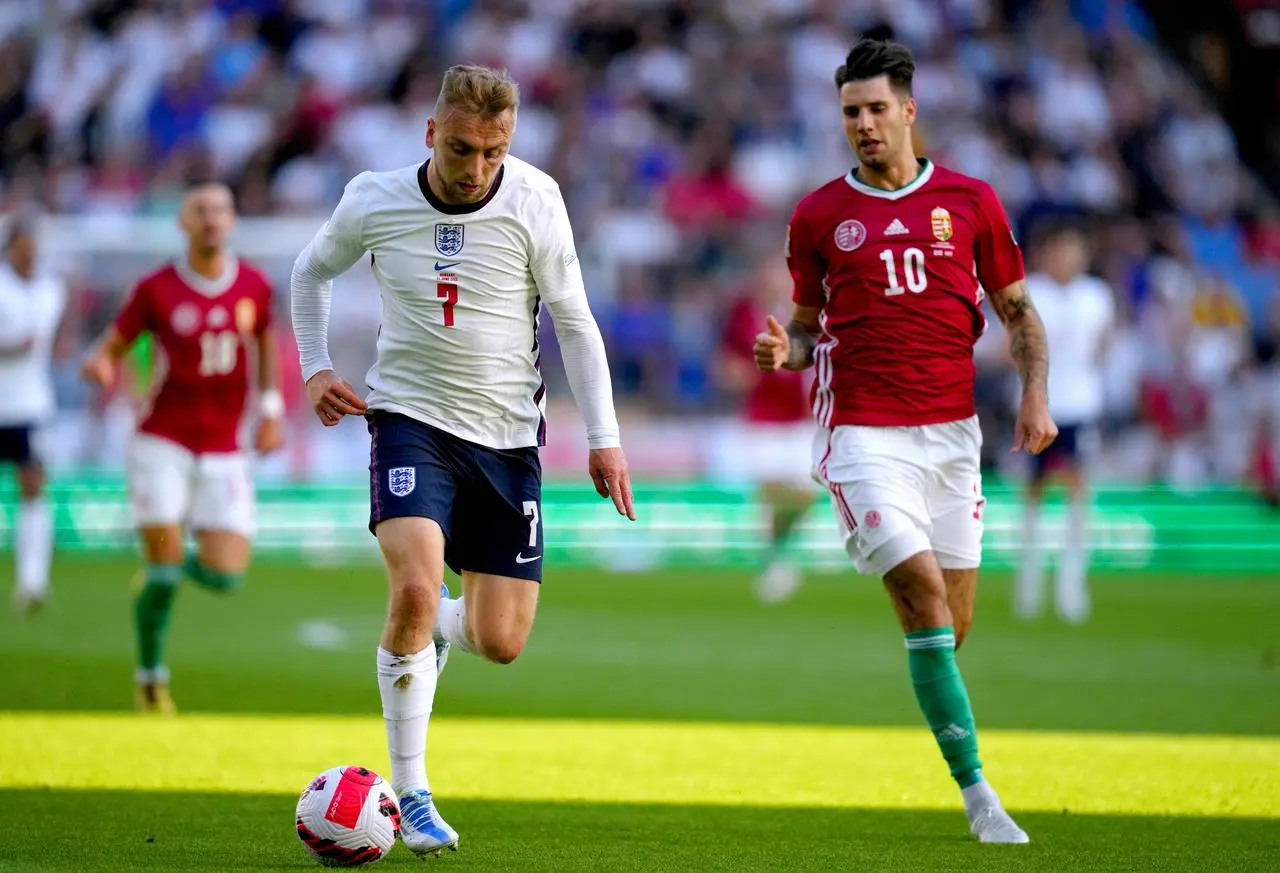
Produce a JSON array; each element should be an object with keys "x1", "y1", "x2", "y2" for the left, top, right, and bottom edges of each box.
[
  {"x1": 16, "y1": 498, "x2": 52, "y2": 597},
  {"x1": 435, "y1": 596, "x2": 477, "y2": 655},
  {"x1": 377, "y1": 646, "x2": 437, "y2": 796},
  {"x1": 1015, "y1": 500, "x2": 1045, "y2": 619},
  {"x1": 1056, "y1": 493, "x2": 1092, "y2": 623},
  {"x1": 961, "y1": 777, "x2": 999, "y2": 813}
]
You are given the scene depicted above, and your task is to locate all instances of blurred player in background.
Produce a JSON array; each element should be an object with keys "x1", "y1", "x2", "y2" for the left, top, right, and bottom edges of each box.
[
  {"x1": 714, "y1": 256, "x2": 817, "y2": 603},
  {"x1": 1016, "y1": 222, "x2": 1114, "y2": 624},
  {"x1": 0, "y1": 220, "x2": 65, "y2": 615},
  {"x1": 291, "y1": 65, "x2": 632, "y2": 856},
  {"x1": 755, "y1": 38, "x2": 1055, "y2": 843},
  {"x1": 81, "y1": 181, "x2": 284, "y2": 713}
]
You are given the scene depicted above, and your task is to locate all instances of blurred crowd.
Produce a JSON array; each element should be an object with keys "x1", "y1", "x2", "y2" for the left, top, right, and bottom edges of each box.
[{"x1": 1, "y1": 0, "x2": 1278, "y2": 491}]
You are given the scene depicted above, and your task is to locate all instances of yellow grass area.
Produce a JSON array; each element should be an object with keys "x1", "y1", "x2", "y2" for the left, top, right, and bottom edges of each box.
[{"x1": 3, "y1": 713, "x2": 1276, "y2": 819}]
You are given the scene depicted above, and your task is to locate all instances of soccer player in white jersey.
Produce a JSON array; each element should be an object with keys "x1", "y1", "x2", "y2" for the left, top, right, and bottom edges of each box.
[
  {"x1": 0, "y1": 220, "x2": 65, "y2": 615},
  {"x1": 1016, "y1": 222, "x2": 1114, "y2": 624},
  {"x1": 290, "y1": 65, "x2": 634, "y2": 856}
]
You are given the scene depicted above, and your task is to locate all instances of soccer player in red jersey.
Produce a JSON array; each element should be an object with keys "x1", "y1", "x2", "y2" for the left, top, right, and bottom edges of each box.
[
  {"x1": 713, "y1": 256, "x2": 817, "y2": 603},
  {"x1": 81, "y1": 180, "x2": 285, "y2": 713},
  {"x1": 755, "y1": 38, "x2": 1056, "y2": 843}
]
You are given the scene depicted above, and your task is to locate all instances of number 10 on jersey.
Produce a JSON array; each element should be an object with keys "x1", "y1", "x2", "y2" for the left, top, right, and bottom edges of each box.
[{"x1": 880, "y1": 247, "x2": 928, "y2": 296}]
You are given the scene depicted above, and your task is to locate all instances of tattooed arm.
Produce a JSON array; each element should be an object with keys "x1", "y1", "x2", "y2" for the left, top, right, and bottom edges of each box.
[
  {"x1": 783, "y1": 304, "x2": 821, "y2": 371},
  {"x1": 754, "y1": 304, "x2": 821, "y2": 372},
  {"x1": 989, "y1": 280, "x2": 1048, "y2": 398},
  {"x1": 988, "y1": 280, "x2": 1057, "y2": 453}
]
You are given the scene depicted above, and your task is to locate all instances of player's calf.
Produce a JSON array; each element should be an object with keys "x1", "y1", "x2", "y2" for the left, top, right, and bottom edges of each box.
[{"x1": 941, "y1": 567, "x2": 977, "y2": 650}]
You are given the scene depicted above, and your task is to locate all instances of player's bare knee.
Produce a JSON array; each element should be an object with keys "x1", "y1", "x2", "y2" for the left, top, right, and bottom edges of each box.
[
  {"x1": 390, "y1": 577, "x2": 440, "y2": 621},
  {"x1": 199, "y1": 554, "x2": 249, "y2": 575},
  {"x1": 1025, "y1": 478, "x2": 1046, "y2": 504},
  {"x1": 473, "y1": 629, "x2": 525, "y2": 665},
  {"x1": 17, "y1": 464, "x2": 43, "y2": 499},
  {"x1": 140, "y1": 526, "x2": 184, "y2": 565},
  {"x1": 196, "y1": 538, "x2": 251, "y2": 575}
]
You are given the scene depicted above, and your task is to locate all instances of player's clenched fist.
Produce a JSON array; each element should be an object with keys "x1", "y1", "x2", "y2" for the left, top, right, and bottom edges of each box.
[
  {"x1": 1012, "y1": 392, "x2": 1059, "y2": 455},
  {"x1": 753, "y1": 315, "x2": 790, "y2": 373},
  {"x1": 80, "y1": 349, "x2": 116, "y2": 388},
  {"x1": 306, "y1": 369, "x2": 368, "y2": 426}
]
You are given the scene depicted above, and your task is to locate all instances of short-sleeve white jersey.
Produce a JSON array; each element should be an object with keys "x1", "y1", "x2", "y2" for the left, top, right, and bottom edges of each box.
[
  {"x1": 0, "y1": 264, "x2": 65, "y2": 426},
  {"x1": 291, "y1": 156, "x2": 619, "y2": 450},
  {"x1": 1027, "y1": 272, "x2": 1116, "y2": 424}
]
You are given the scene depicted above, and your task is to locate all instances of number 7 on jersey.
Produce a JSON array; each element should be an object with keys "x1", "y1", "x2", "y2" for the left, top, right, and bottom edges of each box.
[{"x1": 436, "y1": 281, "x2": 458, "y2": 327}]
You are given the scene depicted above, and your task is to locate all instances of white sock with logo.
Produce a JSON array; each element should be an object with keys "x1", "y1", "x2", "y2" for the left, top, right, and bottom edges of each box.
[{"x1": 376, "y1": 646, "x2": 436, "y2": 796}]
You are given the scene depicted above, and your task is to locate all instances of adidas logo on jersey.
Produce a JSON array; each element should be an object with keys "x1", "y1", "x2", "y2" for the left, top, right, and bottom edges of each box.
[{"x1": 884, "y1": 218, "x2": 910, "y2": 236}]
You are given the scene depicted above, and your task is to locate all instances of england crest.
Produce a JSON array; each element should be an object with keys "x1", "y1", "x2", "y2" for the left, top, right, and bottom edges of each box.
[
  {"x1": 388, "y1": 467, "x2": 416, "y2": 497},
  {"x1": 435, "y1": 224, "x2": 465, "y2": 257}
]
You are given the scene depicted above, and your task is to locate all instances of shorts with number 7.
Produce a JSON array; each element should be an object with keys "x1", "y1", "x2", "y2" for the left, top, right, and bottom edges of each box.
[{"x1": 365, "y1": 410, "x2": 544, "y2": 582}]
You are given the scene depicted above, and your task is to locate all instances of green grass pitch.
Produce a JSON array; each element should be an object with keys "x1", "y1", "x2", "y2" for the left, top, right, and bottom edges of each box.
[{"x1": 1, "y1": 557, "x2": 1277, "y2": 871}]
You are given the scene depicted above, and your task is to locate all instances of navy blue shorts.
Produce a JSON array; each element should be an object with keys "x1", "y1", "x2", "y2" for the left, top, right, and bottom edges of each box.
[
  {"x1": 367, "y1": 411, "x2": 544, "y2": 582},
  {"x1": 0, "y1": 426, "x2": 36, "y2": 466},
  {"x1": 1030, "y1": 422, "x2": 1092, "y2": 480}
]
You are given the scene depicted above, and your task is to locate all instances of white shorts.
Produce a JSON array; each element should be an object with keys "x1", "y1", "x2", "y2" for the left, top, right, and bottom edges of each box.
[
  {"x1": 708, "y1": 421, "x2": 817, "y2": 489},
  {"x1": 813, "y1": 416, "x2": 985, "y2": 576},
  {"x1": 127, "y1": 433, "x2": 256, "y2": 536}
]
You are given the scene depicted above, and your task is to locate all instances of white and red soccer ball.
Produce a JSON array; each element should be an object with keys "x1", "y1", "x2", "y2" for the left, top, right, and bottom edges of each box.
[{"x1": 296, "y1": 766, "x2": 401, "y2": 867}]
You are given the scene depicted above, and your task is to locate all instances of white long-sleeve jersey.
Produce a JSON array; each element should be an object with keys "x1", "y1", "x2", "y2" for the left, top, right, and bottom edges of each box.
[{"x1": 291, "y1": 156, "x2": 620, "y2": 450}]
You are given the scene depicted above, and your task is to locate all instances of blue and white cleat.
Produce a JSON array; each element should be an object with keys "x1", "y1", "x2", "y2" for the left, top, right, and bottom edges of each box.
[
  {"x1": 399, "y1": 789, "x2": 459, "y2": 856},
  {"x1": 435, "y1": 582, "x2": 452, "y2": 676}
]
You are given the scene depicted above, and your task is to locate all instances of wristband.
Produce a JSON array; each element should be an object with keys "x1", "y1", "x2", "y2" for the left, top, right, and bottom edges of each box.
[{"x1": 259, "y1": 389, "x2": 285, "y2": 420}]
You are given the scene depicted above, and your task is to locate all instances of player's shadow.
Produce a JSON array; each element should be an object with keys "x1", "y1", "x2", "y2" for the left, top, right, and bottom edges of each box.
[{"x1": 3, "y1": 790, "x2": 1277, "y2": 872}]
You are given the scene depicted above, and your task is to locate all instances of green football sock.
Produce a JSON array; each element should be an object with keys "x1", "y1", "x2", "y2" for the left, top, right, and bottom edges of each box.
[
  {"x1": 905, "y1": 626, "x2": 984, "y2": 788},
  {"x1": 184, "y1": 553, "x2": 245, "y2": 593},
  {"x1": 135, "y1": 564, "x2": 182, "y2": 672}
]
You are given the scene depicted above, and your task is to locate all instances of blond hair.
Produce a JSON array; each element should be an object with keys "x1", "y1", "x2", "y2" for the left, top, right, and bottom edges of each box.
[{"x1": 435, "y1": 65, "x2": 520, "y2": 119}]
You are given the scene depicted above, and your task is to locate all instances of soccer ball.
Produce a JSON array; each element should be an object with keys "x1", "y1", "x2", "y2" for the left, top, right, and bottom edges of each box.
[{"x1": 295, "y1": 766, "x2": 400, "y2": 867}]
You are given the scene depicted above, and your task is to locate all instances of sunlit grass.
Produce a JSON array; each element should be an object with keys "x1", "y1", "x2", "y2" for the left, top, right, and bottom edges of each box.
[{"x1": 4, "y1": 713, "x2": 1276, "y2": 819}]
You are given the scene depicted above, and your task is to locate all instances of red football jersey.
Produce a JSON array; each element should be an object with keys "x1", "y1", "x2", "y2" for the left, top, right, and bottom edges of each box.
[
  {"x1": 788, "y1": 160, "x2": 1023, "y2": 427},
  {"x1": 114, "y1": 258, "x2": 273, "y2": 453},
  {"x1": 720, "y1": 296, "x2": 811, "y2": 423}
]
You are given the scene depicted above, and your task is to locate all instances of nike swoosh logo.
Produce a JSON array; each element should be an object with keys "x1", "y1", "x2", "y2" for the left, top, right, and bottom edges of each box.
[
  {"x1": 515, "y1": 553, "x2": 542, "y2": 564},
  {"x1": 434, "y1": 261, "x2": 460, "y2": 271}
]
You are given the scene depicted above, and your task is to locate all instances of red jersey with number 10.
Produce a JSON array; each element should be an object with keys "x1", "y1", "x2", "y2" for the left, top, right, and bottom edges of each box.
[
  {"x1": 788, "y1": 159, "x2": 1023, "y2": 428},
  {"x1": 114, "y1": 257, "x2": 273, "y2": 453}
]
